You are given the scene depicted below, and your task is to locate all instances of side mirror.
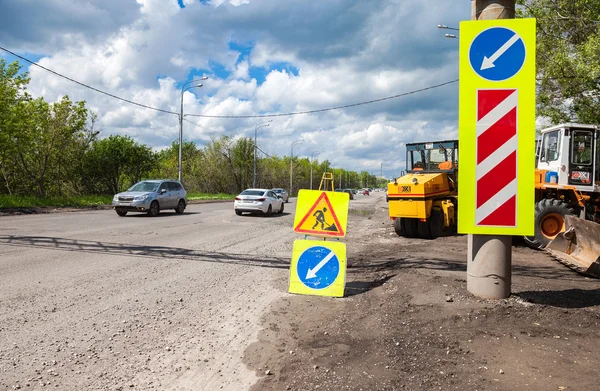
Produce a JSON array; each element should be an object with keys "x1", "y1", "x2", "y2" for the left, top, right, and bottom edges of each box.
[{"x1": 160, "y1": 189, "x2": 167, "y2": 194}]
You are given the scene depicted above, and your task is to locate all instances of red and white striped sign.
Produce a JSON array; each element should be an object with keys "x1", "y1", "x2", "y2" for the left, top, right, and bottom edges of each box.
[{"x1": 475, "y1": 89, "x2": 518, "y2": 227}]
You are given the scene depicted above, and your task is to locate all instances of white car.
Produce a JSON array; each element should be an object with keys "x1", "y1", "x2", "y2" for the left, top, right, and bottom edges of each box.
[{"x1": 234, "y1": 188, "x2": 285, "y2": 216}]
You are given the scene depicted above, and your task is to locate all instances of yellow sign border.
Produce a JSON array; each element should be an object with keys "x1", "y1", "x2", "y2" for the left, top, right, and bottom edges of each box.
[
  {"x1": 289, "y1": 239, "x2": 346, "y2": 297},
  {"x1": 458, "y1": 18, "x2": 536, "y2": 235},
  {"x1": 293, "y1": 190, "x2": 349, "y2": 237}
]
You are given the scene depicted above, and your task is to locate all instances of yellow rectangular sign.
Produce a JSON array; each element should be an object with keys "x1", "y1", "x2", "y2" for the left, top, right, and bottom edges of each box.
[
  {"x1": 457, "y1": 18, "x2": 536, "y2": 235},
  {"x1": 293, "y1": 190, "x2": 349, "y2": 237},
  {"x1": 289, "y1": 239, "x2": 346, "y2": 297}
]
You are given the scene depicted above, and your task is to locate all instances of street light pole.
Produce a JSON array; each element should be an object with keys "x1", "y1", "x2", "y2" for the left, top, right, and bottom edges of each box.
[
  {"x1": 290, "y1": 139, "x2": 304, "y2": 197},
  {"x1": 310, "y1": 151, "x2": 320, "y2": 190},
  {"x1": 253, "y1": 120, "x2": 272, "y2": 188},
  {"x1": 179, "y1": 77, "x2": 207, "y2": 183}
]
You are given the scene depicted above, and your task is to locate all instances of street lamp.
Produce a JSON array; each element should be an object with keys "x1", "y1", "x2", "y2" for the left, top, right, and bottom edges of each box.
[
  {"x1": 437, "y1": 24, "x2": 459, "y2": 39},
  {"x1": 179, "y1": 76, "x2": 208, "y2": 183},
  {"x1": 437, "y1": 24, "x2": 459, "y2": 31},
  {"x1": 253, "y1": 120, "x2": 272, "y2": 188},
  {"x1": 310, "y1": 151, "x2": 320, "y2": 190},
  {"x1": 289, "y1": 139, "x2": 304, "y2": 197}
]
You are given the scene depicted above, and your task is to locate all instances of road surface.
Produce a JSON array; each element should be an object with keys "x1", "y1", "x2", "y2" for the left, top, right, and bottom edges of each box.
[{"x1": 0, "y1": 193, "x2": 378, "y2": 390}]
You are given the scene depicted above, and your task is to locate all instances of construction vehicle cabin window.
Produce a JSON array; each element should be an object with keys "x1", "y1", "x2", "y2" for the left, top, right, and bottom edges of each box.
[
  {"x1": 540, "y1": 130, "x2": 560, "y2": 162},
  {"x1": 572, "y1": 131, "x2": 593, "y2": 165}
]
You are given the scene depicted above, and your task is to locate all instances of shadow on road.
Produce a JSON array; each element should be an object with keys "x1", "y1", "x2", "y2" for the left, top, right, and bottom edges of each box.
[
  {"x1": 515, "y1": 288, "x2": 600, "y2": 309},
  {"x1": 349, "y1": 256, "x2": 589, "y2": 281},
  {"x1": 345, "y1": 274, "x2": 395, "y2": 297},
  {"x1": 0, "y1": 234, "x2": 290, "y2": 270}
]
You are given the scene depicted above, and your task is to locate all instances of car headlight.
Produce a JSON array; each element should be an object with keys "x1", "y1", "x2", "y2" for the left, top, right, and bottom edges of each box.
[
  {"x1": 113, "y1": 195, "x2": 119, "y2": 201},
  {"x1": 134, "y1": 195, "x2": 149, "y2": 201}
]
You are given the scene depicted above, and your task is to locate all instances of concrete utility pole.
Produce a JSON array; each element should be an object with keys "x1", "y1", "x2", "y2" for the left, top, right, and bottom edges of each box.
[{"x1": 467, "y1": 0, "x2": 515, "y2": 299}]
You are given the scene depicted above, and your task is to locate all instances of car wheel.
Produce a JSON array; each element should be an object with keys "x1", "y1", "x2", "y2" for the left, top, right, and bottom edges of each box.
[
  {"x1": 265, "y1": 205, "x2": 272, "y2": 217},
  {"x1": 279, "y1": 203, "x2": 284, "y2": 214},
  {"x1": 285, "y1": 196, "x2": 289, "y2": 203},
  {"x1": 175, "y1": 199, "x2": 186, "y2": 214},
  {"x1": 235, "y1": 210, "x2": 242, "y2": 216},
  {"x1": 147, "y1": 201, "x2": 160, "y2": 217},
  {"x1": 116, "y1": 209, "x2": 127, "y2": 217}
]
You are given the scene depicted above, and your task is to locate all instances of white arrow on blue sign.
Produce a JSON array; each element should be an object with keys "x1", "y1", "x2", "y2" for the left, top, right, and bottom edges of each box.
[
  {"x1": 469, "y1": 26, "x2": 526, "y2": 82},
  {"x1": 297, "y1": 246, "x2": 340, "y2": 289}
]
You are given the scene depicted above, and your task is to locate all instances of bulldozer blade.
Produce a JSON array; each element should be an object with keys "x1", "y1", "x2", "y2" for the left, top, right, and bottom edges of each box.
[{"x1": 545, "y1": 216, "x2": 600, "y2": 278}]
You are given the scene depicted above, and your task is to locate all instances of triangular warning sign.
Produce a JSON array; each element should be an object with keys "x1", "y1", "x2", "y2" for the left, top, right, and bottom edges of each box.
[{"x1": 294, "y1": 192, "x2": 345, "y2": 237}]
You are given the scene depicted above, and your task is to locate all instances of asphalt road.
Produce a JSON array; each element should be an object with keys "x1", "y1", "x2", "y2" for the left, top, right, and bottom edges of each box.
[{"x1": 0, "y1": 193, "x2": 380, "y2": 390}]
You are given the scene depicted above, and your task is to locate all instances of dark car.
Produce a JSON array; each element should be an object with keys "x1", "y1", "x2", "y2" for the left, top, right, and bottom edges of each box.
[{"x1": 343, "y1": 189, "x2": 354, "y2": 200}]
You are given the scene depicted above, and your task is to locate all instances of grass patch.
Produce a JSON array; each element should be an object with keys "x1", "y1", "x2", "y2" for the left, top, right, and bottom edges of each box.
[
  {"x1": 0, "y1": 195, "x2": 113, "y2": 208},
  {"x1": 187, "y1": 193, "x2": 234, "y2": 201},
  {"x1": 0, "y1": 193, "x2": 234, "y2": 208}
]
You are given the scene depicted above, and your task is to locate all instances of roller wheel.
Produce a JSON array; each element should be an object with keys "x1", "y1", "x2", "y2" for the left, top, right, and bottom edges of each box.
[
  {"x1": 418, "y1": 219, "x2": 432, "y2": 239},
  {"x1": 524, "y1": 199, "x2": 575, "y2": 249},
  {"x1": 401, "y1": 218, "x2": 419, "y2": 238},
  {"x1": 429, "y1": 208, "x2": 444, "y2": 239}
]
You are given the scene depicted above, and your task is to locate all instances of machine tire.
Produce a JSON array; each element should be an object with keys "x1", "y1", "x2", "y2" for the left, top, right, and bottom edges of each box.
[
  {"x1": 393, "y1": 218, "x2": 404, "y2": 236},
  {"x1": 418, "y1": 219, "x2": 432, "y2": 239},
  {"x1": 429, "y1": 208, "x2": 444, "y2": 239},
  {"x1": 235, "y1": 210, "x2": 242, "y2": 216},
  {"x1": 147, "y1": 201, "x2": 160, "y2": 217},
  {"x1": 265, "y1": 205, "x2": 272, "y2": 217},
  {"x1": 401, "y1": 218, "x2": 419, "y2": 238},
  {"x1": 524, "y1": 199, "x2": 575, "y2": 249},
  {"x1": 279, "y1": 203, "x2": 284, "y2": 214},
  {"x1": 175, "y1": 199, "x2": 186, "y2": 214},
  {"x1": 116, "y1": 209, "x2": 127, "y2": 217}
]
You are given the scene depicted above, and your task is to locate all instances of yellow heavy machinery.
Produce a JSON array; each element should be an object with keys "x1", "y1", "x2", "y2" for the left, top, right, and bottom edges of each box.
[
  {"x1": 387, "y1": 140, "x2": 458, "y2": 239},
  {"x1": 388, "y1": 125, "x2": 600, "y2": 276}
]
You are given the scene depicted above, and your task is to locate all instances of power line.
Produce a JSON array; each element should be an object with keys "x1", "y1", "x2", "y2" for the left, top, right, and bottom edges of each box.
[
  {"x1": 0, "y1": 45, "x2": 178, "y2": 115},
  {"x1": 1, "y1": 46, "x2": 459, "y2": 119},
  {"x1": 186, "y1": 79, "x2": 459, "y2": 119}
]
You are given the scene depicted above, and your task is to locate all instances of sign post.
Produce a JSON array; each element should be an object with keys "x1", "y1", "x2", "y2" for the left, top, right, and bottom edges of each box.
[{"x1": 458, "y1": 1, "x2": 535, "y2": 299}]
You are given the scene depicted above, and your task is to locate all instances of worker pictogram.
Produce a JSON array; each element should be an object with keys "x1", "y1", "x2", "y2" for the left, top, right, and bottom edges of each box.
[
  {"x1": 289, "y1": 239, "x2": 346, "y2": 297},
  {"x1": 475, "y1": 89, "x2": 518, "y2": 226},
  {"x1": 293, "y1": 190, "x2": 349, "y2": 237},
  {"x1": 458, "y1": 18, "x2": 536, "y2": 235}
]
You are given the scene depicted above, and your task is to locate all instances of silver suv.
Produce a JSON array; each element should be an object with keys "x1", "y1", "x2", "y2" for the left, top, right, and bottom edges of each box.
[{"x1": 112, "y1": 180, "x2": 187, "y2": 217}]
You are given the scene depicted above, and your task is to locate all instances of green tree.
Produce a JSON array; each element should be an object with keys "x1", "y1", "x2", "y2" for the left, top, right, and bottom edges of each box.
[
  {"x1": 518, "y1": 0, "x2": 600, "y2": 123},
  {"x1": 84, "y1": 135, "x2": 156, "y2": 194},
  {"x1": 13, "y1": 96, "x2": 88, "y2": 197},
  {"x1": 0, "y1": 60, "x2": 30, "y2": 195}
]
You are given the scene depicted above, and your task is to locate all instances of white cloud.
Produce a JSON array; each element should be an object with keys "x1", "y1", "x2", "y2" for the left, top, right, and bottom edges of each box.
[{"x1": 1, "y1": 0, "x2": 470, "y2": 178}]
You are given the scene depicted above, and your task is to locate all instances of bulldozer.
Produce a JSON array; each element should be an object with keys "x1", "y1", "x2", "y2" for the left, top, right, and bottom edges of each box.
[
  {"x1": 388, "y1": 125, "x2": 600, "y2": 276},
  {"x1": 525, "y1": 124, "x2": 600, "y2": 276},
  {"x1": 387, "y1": 140, "x2": 458, "y2": 239}
]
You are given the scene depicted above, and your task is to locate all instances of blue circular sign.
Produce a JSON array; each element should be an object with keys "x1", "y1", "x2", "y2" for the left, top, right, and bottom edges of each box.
[
  {"x1": 297, "y1": 246, "x2": 340, "y2": 290},
  {"x1": 469, "y1": 27, "x2": 525, "y2": 81}
]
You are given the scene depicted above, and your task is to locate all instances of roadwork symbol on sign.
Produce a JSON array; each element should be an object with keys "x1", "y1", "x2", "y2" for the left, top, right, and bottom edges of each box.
[
  {"x1": 458, "y1": 18, "x2": 536, "y2": 236},
  {"x1": 293, "y1": 190, "x2": 349, "y2": 237},
  {"x1": 289, "y1": 239, "x2": 346, "y2": 297}
]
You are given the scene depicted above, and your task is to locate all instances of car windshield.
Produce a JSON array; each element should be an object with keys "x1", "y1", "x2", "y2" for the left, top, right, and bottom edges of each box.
[
  {"x1": 241, "y1": 190, "x2": 265, "y2": 196},
  {"x1": 128, "y1": 181, "x2": 159, "y2": 192}
]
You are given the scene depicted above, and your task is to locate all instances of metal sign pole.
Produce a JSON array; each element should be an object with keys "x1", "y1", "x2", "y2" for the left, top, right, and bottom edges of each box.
[{"x1": 466, "y1": 0, "x2": 516, "y2": 299}]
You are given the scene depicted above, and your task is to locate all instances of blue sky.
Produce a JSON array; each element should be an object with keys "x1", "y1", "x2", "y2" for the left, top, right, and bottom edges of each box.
[{"x1": 0, "y1": 0, "x2": 471, "y2": 178}]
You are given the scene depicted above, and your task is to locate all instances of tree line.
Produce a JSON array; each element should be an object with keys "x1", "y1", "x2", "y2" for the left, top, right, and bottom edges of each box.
[{"x1": 0, "y1": 60, "x2": 379, "y2": 197}]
